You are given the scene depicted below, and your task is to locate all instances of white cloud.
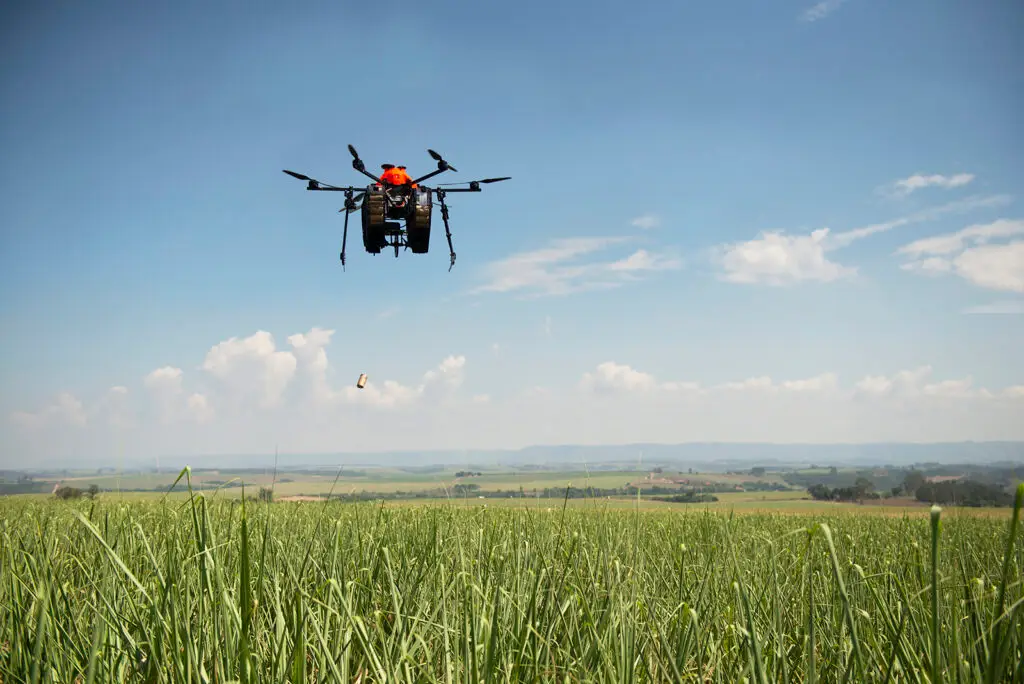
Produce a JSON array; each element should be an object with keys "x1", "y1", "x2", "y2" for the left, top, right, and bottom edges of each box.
[
  {"x1": 287, "y1": 327, "x2": 335, "y2": 403},
  {"x1": 92, "y1": 385, "x2": 134, "y2": 428},
  {"x1": 897, "y1": 219, "x2": 1024, "y2": 293},
  {"x1": 608, "y1": 249, "x2": 682, "y2": 273},
  {"x1": 630, "y1": 215, "x2": 660, "y2": 230},
  {"x1": 897, "y1": 218, "x2": 1024, "y2": 257},
  {"x1": 7, "y1": 347, "x2": 1024, "y2": 463},
  {"x1": 852, "y1": 365, "x2": 996, "y2": 400},
  {"x1": 800, "y1": 0, "x2": 849, "y2": 22},
  {"x1": 471, "y1": 236, "x2": 682, "y2": 298},
  {"x1": 576, "y1": 362, "x2": 1009, "y2": 407},
  {"x1": 716, "y1": 227, "x2": 855, "y2": 285},
  {"x1": 962, "y1": 300, "x2": 1024, "y2": 315},
  {"x1": 580, "y1": 362, "x2": 662, "y2": 394},
  {"x1": 780, "y1": 372, "x2": 840, "y2": 394},
  {"x1": 201, "y1": 331, "x2": 298, "y2": 409},
  {"x1": 885, "y1": 173, "x2": 975, "y2": 197},
  {"x1": 581, "y1": 364, "x2": 843, "y2": 399},
  {"x1": 715, "y1": 195, "x2": 1012, "y2": 286},
  {"x1": 953, "y1": 242, "x2": 1024, "y2": 293},
  {"x1": 9, "y1": 392, "x2": 87, "y2": 429},
  {"x1": 186, "y1": 393, "x2": 215, "y2": 424}
]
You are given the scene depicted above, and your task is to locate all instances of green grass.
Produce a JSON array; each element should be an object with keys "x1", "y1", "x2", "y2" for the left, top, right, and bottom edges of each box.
[{"x1": 2, "y1": 470, "x2": 1022, "y2": 682}]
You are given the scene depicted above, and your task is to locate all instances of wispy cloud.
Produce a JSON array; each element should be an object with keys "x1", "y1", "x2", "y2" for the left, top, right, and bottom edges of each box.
[
  {"x1": 897, "y1": 218, "x2": 1024, "y2": 293},
  {"x1": 714, "y1": 194, "x2": 1012, "y2": 286},
  {"x1": 631, "y1": 214, "x2": 660, "y2": 230},
  {"x1": 961, "y1": 300, "x2": 1024, "y2": 315},
  {"x1": 881, "y1": 172, "x2": 976, "y2": 197},
  {"x1": 895, "y1": 217, "x2": 1024, "y2": 257},
  {"x1": 471, "y1": 236, "x2": 682, "y2": 298},
  {"x1": 800, "y1": 0, "x2": 849, "y2": 22}
]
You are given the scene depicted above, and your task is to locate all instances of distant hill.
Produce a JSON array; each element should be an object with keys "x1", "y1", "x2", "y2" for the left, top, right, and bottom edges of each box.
[{"x1": 102, "y1": 440, "x2": 1024, "y2": 473}]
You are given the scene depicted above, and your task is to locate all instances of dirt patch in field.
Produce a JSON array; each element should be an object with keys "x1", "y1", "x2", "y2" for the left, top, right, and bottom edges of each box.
[{"x1": 277, "y1": 495, "x2": 324, "y2": 502}]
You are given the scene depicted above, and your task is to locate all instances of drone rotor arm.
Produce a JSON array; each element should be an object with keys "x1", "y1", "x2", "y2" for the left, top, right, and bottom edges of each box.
[{"x1": 436, "y1": 176, "x2": 510, "y2": 188}]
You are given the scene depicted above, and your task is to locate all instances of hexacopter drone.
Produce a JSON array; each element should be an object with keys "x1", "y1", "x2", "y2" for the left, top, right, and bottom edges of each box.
[{"x1": 283, "y1": 144, "x2": 510, "y2": 271}]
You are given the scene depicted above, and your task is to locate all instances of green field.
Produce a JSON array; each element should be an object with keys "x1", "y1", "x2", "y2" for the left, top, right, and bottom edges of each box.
[
  {"x1": 2, "y1": 473, "x2": 1022, "y2": 682},
  {"x1": 45, "y1": 467, "x2": 654, "y2": 498}
]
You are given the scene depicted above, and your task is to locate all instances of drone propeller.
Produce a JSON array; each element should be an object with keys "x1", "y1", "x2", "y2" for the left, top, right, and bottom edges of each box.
[
  {"x1": 338, "y1": 192, "x2": 365, "y2": 213},
  {"x1": 427, "y1": 148, "x2": 457, "y2": 173},
  {"x1": 283, "y1": 169, "x2": 312, "y2": 181},
  {"x1": 345, "y1": 143, "x2": 382, "y2": 183}
]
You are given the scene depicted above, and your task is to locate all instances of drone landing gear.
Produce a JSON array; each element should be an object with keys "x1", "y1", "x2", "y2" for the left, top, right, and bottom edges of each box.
[
  {"x1": 436, "y1": 189, "x2": 456, "y2": 271},
  {"x1": 339, "y1": 188, "x2": 357, "y2": 270}
]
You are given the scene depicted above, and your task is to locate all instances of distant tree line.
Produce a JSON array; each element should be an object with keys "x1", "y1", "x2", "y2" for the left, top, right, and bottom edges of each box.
[
  {"x1": 291, "y1": 483, "x2": 750, "y2": 503},
  {"x1": 915, "y1": 480, "x2": 1014, "y2": 507},
  {"x1": 651, "y1": 492, "x2": 719, "y2": 504},
  {"x1": 805, "y1": 468, "x2": 1018, "y2": 507},
  {"x1": 806, "y1": 479, "x2": 879, "y2": 503}
]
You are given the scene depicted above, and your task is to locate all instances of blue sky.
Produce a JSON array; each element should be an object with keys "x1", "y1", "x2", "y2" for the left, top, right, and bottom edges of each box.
[{"x1": 2, "y1": 0, "x2": 1022, "y2": 465}]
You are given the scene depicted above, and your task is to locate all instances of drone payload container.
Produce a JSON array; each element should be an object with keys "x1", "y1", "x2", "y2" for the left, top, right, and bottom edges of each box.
[{"x1": 357, "y1": 373, "x2": 367, "y2": 389}]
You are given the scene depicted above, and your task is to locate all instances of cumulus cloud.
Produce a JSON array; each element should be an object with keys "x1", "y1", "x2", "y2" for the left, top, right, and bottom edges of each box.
[
  {"x1": 7, "y1": 346, "x2": 1024, "y2": 463},
  {"x1": 716, "y1": 228, "x2": 855, "y2": 285},
  {"x1": 580, "y1": 362, "x2": 662, "y2": 394},
  {"x1": 897, "y1": 219, "x2": 1024, "y2": 293},
  {"x1": 471, "y1": 236, "x2": 682, "y2": 298},
  {"x1": 5, "y1": 325, "x2": 480, "y2": 462},
  {"x1": 715, "y1": 195, "x2": 1012, "y2": 286},
  {"x1": 852, "y1": 365, "x2": 998, "y2": 400},
  {"x1": 201, "y1": 331, "x2": 298, "y2": 409}
]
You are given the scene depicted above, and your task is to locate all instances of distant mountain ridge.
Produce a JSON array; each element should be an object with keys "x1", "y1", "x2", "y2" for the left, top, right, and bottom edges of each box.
[{"x1": 107, "y1": 440, "x2": 1024, "y2": 472}]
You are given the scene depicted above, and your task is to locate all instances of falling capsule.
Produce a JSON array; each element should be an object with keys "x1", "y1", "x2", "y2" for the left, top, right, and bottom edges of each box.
[{"x1": 357, "y1": 373, "x2": 367, "y2": 389}]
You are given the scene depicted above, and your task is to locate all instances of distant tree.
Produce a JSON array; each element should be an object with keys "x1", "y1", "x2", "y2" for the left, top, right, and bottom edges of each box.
[
  {"x1": 751, "y1": 467, "x2": 766, "y2": 477},
  {"x1": 891, "y1": 486, "x2": 903, "y2": 497},
  {"x1": 258, "y1": 486, "x2": 274, "y2": 503},
  {"x1": 829, "y1": 466, "x2": 838, "y2": 475},
  {"x1": 854, "y1": 477, "x2": 874, "y2": 497},
  {"x1": 902, "y1": 470, "x2": 926, "y2": 496},
  {"x1": 54, "y1": 485, "x2": 84, "y2": 500},
  {"x1": 87, "y1": 484, "x2": 99, "y2": 498},
  {"x1": 807, "y1": 484, "x2": 832, "y2": 500}
]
